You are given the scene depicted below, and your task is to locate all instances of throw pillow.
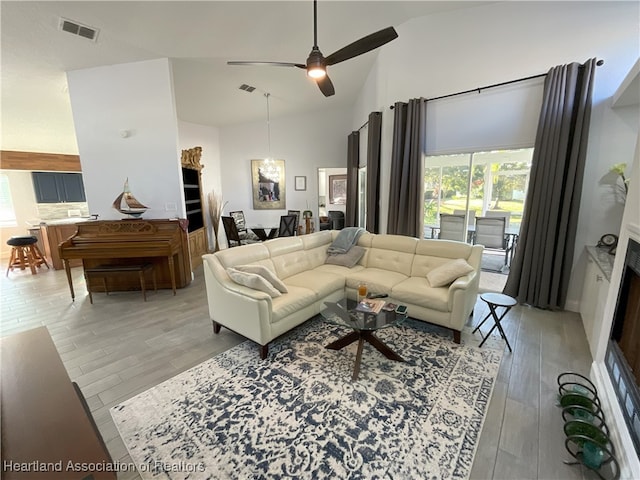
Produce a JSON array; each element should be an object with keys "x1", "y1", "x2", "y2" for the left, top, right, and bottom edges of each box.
[
  {"x1": 426, "y1": 258, "x2": 474, "y2": 288},
  {"x1": 325, "y1": 245, "x2": 366, "y2": 268},
  {"x1": 235, "y1": 264, "x2": 288, "y2": 293},
  {"x1": 226, "y1": 267, "x2": 281, "y2": 298}
]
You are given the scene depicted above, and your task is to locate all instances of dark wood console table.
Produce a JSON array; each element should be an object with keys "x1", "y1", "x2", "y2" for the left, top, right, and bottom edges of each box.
[{"x1": 1, "y1": 327, "x2": 115, "y2": 479}]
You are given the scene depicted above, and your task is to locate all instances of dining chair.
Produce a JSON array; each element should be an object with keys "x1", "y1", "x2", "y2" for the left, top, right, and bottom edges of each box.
[
  {"x1": 229, "y1": 210, "x2": 248, "y2": 239},
  {"x1": 485, "y1": 210, "x2": 511, "y2": 228},
  {"x1": 453, "y1": 209, "x2": 476, "y2": 226},
  {"x1": 327, "y1": 211, "x2": 345, "y2": 230},
  {"x1": 474, "y1": 216, "x2": 512, "y2": 269},
  {"x1": 438, "y1": 214, "x2": 467, "y2": 242},
  {"x1": 222, "y1": 216, "x2": 246, "y2": 247},
  {"x1": 287, "y1": 210, "x2": 301, "y2": 223},
  {"x1": 278, "y1": 215, "x2": 298, "y2": 237},
  {"x1": 287, "y1": 210, "x2": 301, "y2": 234}
]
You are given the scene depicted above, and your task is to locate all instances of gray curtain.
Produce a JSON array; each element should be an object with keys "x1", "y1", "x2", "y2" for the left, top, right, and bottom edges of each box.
[
  {"x1": 387, "y1": 98, "x2": 426, "y2": 237},
  {"x1": 504, "y1": 59, "x2": 597, "y2": 309},
  {"x1": 366, "y1": 112, "x2": 382, "y2": 233},
  {"x1": 345, "y1": 131, "x2": 359, "y2": 227}
]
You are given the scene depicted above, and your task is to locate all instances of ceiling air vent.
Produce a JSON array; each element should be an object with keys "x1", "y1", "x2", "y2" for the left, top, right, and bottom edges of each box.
[
  {"x1": 239, "y1": 84, "x2": 256, "y2": 93},
  {"x1": 59, "y1": 18, "x2": 99, "y2": 42}
]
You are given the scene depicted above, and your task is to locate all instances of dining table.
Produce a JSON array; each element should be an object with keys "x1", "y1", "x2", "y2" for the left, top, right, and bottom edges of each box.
[{"x1": 249, "y1": 226, "x2": 279, "y2": 241}]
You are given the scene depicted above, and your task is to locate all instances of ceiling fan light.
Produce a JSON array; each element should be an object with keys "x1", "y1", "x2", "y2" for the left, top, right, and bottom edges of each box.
[{"x1": 307, "y1": 67, "x2": 326, "y2": 79}]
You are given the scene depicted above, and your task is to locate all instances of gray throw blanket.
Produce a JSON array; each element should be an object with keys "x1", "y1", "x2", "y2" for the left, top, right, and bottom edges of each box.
[{"x1": 327, "y1": 227, "x2": 366, "y2": 254}]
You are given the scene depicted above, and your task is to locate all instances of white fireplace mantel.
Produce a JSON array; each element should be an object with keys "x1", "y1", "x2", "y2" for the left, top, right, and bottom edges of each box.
[{"x1": 589, "y1": 134, "x2": 640, "y2": 478}]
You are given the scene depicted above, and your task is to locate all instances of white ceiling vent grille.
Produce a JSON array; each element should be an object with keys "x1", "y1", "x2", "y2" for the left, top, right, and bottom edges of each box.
[{"x1": 59, "y1": 18, "x2": 99, "y2": 42}]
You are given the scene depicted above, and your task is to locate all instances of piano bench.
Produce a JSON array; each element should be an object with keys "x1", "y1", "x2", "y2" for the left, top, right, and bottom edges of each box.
[{"x1": 84, "y1": 263, "x2": 156, "y2": 304}]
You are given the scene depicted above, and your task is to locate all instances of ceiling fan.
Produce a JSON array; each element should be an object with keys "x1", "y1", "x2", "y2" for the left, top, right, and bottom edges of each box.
[{"x1": 227, "y1": 0, "x2": 398, "y2": 97}]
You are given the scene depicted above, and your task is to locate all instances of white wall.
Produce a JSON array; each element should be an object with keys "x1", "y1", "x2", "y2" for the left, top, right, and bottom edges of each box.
[
  {"x1": 352, "y1": 0, "x2": 640, "y2": 310},
  {"x1": 178, "y1": 120, "x2": 222, "y2": 250},
  {"x1": 219, "y1": 106, "x2": 352, "y2": 229},
  {"x1": 67, "y1": 58, "x2": 183, "y2": 220},
  {"x1": 0, "y1": 171, "x2": 39, "y2": 258}
]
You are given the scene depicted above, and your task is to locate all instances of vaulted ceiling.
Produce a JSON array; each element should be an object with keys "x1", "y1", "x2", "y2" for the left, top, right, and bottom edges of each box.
[{"x1": 1, "y1": 1, "x2": 489, "y2": 153}]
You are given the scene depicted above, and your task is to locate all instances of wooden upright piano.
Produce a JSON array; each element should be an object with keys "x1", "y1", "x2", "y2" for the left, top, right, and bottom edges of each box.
[{"x1": 59, "y1": 219, "x2": 191, "y2": 301}]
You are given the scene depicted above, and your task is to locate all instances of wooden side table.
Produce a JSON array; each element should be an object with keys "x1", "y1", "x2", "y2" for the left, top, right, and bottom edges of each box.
[{"x1": 473, "y1": 292, "x2": 516, "y2": 352}]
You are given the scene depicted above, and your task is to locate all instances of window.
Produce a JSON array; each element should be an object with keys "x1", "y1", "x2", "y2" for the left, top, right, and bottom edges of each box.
[
  {"x1": 0, "y1": 174, "x2": 17, "y2": 227},
  {"x1": 358, "y1": 166, "x2": 367, "y2": 229},
  {"x1": 424, "y1": 148, "x2": 533, "y2": 238}
]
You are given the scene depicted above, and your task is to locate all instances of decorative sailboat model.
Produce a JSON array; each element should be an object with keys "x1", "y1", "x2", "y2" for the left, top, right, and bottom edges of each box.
[{"x1": 112, "y1": 178, "x2": 149, "y2": 218}]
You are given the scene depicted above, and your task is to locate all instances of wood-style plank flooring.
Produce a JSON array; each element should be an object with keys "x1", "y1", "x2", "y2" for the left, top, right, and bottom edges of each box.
[{"x1": 1, "y1": 264, "x2": 597, "y2": 479}]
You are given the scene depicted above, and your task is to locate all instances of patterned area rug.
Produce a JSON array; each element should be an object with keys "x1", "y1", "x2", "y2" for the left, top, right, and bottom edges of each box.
[{"x1": 111, "y1": 318, "x2": 503, "y2": 480}]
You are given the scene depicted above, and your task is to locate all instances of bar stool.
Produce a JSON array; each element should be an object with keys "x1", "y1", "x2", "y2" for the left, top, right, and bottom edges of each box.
[
  {"x1": 473, "y1": 292, "x2": 516, "y2": 352},
  {"x1": 5, "y1": 236, "x2": 50, "y2": 276}
]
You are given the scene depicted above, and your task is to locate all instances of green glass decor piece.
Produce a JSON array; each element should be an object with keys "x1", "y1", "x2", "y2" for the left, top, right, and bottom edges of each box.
[
  {"x1": 563, "y1": 420, "x2": 609, "y2": 447},
  {"x1": 560, "y1": 393, "x2": 596, "y2": 412},
  {"x1": 582, "y1": 441, "x2": 605, "y2": 469}
]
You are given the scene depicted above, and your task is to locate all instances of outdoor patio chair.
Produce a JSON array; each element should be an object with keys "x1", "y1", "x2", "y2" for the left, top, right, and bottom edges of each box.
[
  {"x1": 474, "y1": 216, "x2": 512, "y2": 270},
  {"x1": 438, "y1": 214, "x2": 467, "y2": 242}
]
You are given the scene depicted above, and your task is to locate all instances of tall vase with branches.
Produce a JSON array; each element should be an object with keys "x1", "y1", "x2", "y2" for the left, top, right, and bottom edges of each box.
[{"x1": 207, "y1": 190, "x2": 227, "y2": 252}]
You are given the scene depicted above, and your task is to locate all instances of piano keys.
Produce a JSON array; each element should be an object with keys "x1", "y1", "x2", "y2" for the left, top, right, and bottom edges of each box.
[{"x1": 58, "y1": 219, "x2": 192, "y2": 301}]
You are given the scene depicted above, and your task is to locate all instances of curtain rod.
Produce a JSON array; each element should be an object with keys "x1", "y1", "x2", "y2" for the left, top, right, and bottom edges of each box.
[
  {"x1": 389, "y1": 59, "x2": 604, "y2": 109},
  {"x1": 357, "y1": 110, "x2": 382, "y2": 131}
]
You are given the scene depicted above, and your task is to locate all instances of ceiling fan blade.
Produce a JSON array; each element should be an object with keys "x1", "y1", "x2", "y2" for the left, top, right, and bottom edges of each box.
[
  {"x1": 316, "y1": 74, "x2": 335, "y2": 97},
  {"x1": 227, "y1": 61, "x2": 306, "y2": 69},
  {"x1": 325, "y1": 26, "x2": 398, "y2": 66}
]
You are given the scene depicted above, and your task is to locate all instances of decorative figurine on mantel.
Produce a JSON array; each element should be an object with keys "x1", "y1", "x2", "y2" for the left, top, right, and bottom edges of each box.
[{"x1": 112, "y1": 178, "x2": 149, "y2": 218}]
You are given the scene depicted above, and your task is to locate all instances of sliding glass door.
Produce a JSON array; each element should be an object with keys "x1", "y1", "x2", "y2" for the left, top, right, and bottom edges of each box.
[{"x1": 424, "y1": 148, "x2": 533, "y2": 239}]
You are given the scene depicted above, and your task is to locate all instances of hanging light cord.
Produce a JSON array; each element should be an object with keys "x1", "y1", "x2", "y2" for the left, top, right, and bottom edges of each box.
[{"x1": 265, "y1": 92, "x2": 272, "y2": 160}]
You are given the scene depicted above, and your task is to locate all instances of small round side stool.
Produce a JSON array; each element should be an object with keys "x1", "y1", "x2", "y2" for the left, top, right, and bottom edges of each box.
[
  {"x1": 5, "y1": 236, "x2": 50, "y2": 276},
  {"x1": 473, "y1": 292, "x2": 516, "y2": 352}
]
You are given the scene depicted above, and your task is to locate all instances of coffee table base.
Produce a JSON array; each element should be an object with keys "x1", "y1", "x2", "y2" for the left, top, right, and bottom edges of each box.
[{"x1": 326, "y1": 330, "x2": 404, "y2": 380}]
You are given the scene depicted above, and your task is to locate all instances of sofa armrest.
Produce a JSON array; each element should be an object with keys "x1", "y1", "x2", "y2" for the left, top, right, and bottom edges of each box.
[
  {"x1": 448, "y1": 270, "x2": 476, "y2": 292},
  {"x1": 202, "y1": 255, "x2": 274, "y2": 345},
  {"x1": 447, "y1": 270, "x2": 479, "y2": 326}
]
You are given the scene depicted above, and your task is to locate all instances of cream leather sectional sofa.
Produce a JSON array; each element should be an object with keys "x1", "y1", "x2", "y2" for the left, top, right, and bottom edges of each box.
[{"x1": 202, "y1": 230, "x2": 483, "y2": 358}]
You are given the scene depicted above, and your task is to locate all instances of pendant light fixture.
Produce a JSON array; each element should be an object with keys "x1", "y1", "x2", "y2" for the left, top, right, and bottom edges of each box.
[{"x1": 261, "y1": 92, "x2": 280, "y2": 182}]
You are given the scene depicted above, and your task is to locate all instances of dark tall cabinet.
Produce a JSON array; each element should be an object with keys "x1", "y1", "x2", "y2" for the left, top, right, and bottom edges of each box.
[{"x1": 181, "y1": 147, "x2": 208, "y2": 270}]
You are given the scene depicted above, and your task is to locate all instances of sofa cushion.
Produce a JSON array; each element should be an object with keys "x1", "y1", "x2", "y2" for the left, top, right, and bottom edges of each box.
[
  {"x1": 391, "y1": 277, "x2": 450, "y2": 312},
  {"x1": 325, "y1": 246, "x2": 366, "y2": 268},
  {"x1": 235, "y1": 264, "x2": 288, "y2": 293},
  {"x1": 301, "y1": 231, "x2": 333, "y2": 268},
  {"x1": 345, "y1": 268, "x2": 408, "y2": 295},
  {"x1": 267, "y1": 237, "x2": 313, "y2": 280},
  {"x1": 215, "y1": 243, "x2": 271, "y2": 269},
  {"x1": 426, "y1": 259, "x2": 474, "y2": 287},
  {"x1": 226, "y1": 267, "x2": 281, "y2": 298},
  {"x1": 365, "y1": 235, "x2": 417, "y2": 276},
  {"x1": 314, "y1": 264, "x2": 366, "y2": 276},
  {"x1": 271, "y1": 285, "x2": 317, "y2": 324},
  {"x1": 285, "y1": 270, "x2": 345, "y2": 298}
]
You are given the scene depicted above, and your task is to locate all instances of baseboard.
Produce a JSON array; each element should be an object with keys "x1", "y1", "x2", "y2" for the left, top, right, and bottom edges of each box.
[{"x1": 564, "y1": 299, "x2": 580, "y2": 313}]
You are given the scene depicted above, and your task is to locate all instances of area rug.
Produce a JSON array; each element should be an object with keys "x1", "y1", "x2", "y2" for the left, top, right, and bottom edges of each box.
[{"x1": 111, "y1": 318, "x2": 503, "y2": 480}]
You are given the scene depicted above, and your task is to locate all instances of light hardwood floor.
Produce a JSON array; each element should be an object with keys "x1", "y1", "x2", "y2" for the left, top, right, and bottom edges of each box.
[{"x1": 1, "y1": 264, "x2": 598, "y2": 479}]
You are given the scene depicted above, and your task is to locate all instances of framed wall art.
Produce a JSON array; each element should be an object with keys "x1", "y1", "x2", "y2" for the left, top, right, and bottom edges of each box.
[
  {"x1": 294, "y1": 176, "x2": 307, "y2": 191},
  {"x1": 329, "y1": 174, "x2": 347, "y2": 205},
  {"x1": 252, "y1": 159, "x2": 286, "y2": 210}
]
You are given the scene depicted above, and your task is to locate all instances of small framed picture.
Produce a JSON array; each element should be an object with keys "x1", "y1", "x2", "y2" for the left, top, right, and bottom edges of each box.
[{"x1": 295, "y1": 176, "x2": 307, "y2": 191}]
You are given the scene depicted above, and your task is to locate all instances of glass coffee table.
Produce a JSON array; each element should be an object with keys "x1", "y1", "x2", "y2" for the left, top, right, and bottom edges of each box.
[{"x1": 320, "y1": 297, "x2": 408, "y2": 380}]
